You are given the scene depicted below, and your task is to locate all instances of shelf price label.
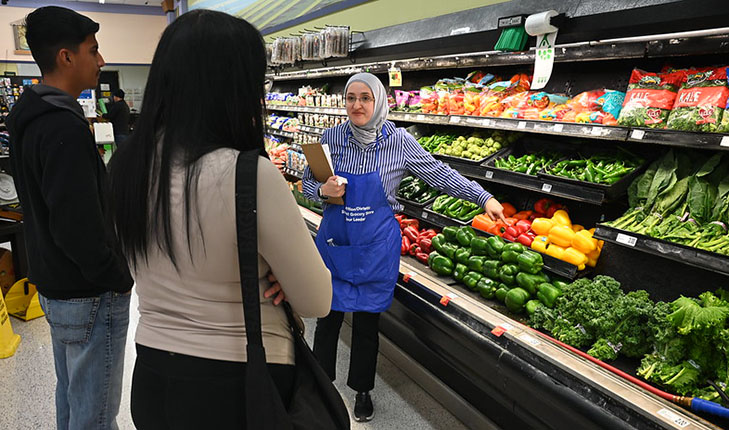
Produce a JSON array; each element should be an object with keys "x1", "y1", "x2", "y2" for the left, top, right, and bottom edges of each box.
[
  {"x1": 616, "y1": 233, "x2": 637, "y2": 247},
  {"x1": 590, "y1": 127, "x2": 603, "y2": 136},
  {"x1": 482, "y1": 119, "x2": 493, "y2": 127},
  {"x1": 541, "y1": 183, "x2": 552, "y2": 193},
  {"x1": 553, "y1": 124, "x2": 564, "y2": 132},
  {"x1": 721, "y1": 136, "x2": 729, "y2": 147},
  {"x1": 421, "y1": 211, "x2": 429, "y2": 219},
  {"x1": 517, "y1": 121, "x2": 527, "y2": 130},
  {"x1": 631, "y1": 129, "x2": 646, "y2": 140},
  {"x1": 519, "y1": 333, "x2": 541, "y2": 347},
  {"x1": 484, "y1": 170, "x2": 494, "y2": 179},
  {"x1": 656, "y1": 408, "x2": 690, "y2": 428},
  {"x1": 416, "y1": 115, "x2": 426, "y2": 121},
  {"x1": 449, "y1": 116, "x2": 461, "y2": 124}
]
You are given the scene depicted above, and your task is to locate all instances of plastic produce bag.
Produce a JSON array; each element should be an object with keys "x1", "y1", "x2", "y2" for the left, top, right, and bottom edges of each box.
[
  {"x1": 666, "y1": 67, "x2": 729, "y2": 132},
  {"x1": 618, "y1": 69, "x2": 684, "y2": 128}
]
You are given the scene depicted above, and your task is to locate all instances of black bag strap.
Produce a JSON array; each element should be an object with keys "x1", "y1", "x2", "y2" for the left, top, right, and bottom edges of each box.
[{"x1": 235, "y1": 149, "x2": 292, "y2": 430}]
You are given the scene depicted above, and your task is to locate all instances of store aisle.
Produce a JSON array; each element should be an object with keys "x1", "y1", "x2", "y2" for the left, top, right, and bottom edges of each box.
[{"x1": 0, "y1": 292, "x2": 467, "y2": 430}]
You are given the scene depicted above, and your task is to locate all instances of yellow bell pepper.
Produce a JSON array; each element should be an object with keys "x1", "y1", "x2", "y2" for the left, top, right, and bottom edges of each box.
[
  {"x1": 589, "y1": 228, "x2": 596, "y2": 234},
  {"x1": 562, "y1": 247, "x2": 588, "y2": 266},
  {"x1": 597, "y1": 240, "x2": 604, "y2": 250},
  {"x1": 587, "y1": 247, "x2": 601, "y2": 260},
  {"x1": 578, "y1": 264, "x2": 586, "y2": 271},
  {"x1": 531, "y1": 235, "x2": 549, "y2": 253},
  {"x1": 571, "y1": 230, "x2": 597, "y2": 254},
  {"x1": 544, "y1": 244, "x2": 565, "y2": 260},
  {"x1": 549, "y1": 225, "x2": 575, "y2": 247},
  {"x1": 531, "y1": 218, "x2": 554, "y2": 236},
  {"x1": 551, "y1": 210, "x2": 572, "y2": 228},
  {"x1": 572, "y1": 224, "x2": 584, "y2": 232}
]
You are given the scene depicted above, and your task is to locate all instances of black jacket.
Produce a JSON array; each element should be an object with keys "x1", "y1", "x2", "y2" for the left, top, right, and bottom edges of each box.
[
  {"x1": 6, "y1": 85, "x2": 132, "y2": 299},
  {"x1": 103, "y1": 99, "x2": 130, "y2": 135}
]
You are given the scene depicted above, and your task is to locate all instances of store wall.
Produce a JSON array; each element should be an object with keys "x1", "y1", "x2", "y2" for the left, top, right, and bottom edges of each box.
[
  {"x1": 261, "y1": 0, "x2": 509, "y2": 41},
  {"x1": 0, "y1": 5, "x2": 166, "y2": 64}
]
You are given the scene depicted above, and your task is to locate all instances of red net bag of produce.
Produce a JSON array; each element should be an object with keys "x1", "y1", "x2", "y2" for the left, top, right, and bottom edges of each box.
[
  {"x1": 448, "y1": 86, "x2": 465, "y2": 115},
  {"x1": 435, "y1": 82, "x2": 451, "y2": 115},
  {"x1": 478, "y1": 74, "x2": 531, "y2": 117},
  {"x1": 666, "y1": 67, "x2": 729, "y2": 132},
  {"x1": 463, "y1": 85, "x2": 482, "y2": 116},
  {"x1": 617, "y1": 69, "x2": 685, "y2": 128},
  {"x1": 420, "y1": 86, "x2": 438, "y2": 114}
]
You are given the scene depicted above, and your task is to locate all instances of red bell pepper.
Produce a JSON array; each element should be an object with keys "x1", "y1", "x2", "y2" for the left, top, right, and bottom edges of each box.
[
  {"x1": 546, "y1": 205, "x2": 561, "y2": 218},
  {"x1": 401, "y1": 236, "x2": 410, "y2": 255},
  {"x1": 516, "y1": 233, "x2": 534, "y2": 247},
  {"x1": 395, "y1": 214, "x2": 405, "y2": 224},
  {"x1": 415, "y1": 252, "x2": 430, "y2": 265},
  {"x1": 419, "y1": 228, "x2": 438, "y2": 240},
  {"x1": 403, "y1": 226, "x2": 419, "y2": 243},
  {"x1": 505, "y1": 225, "x2": 520, "y2": 238},
  {"x1": 534, "y1": 198, "x2": 555, "y2": 215},
  {"x1": 418, "y1": 237, "x2": 433, "y2": 254},
  {"x1": 502, "y1": 232, "x2": 517, "y2": 241},
  {"x1": 401, "y1": 218, "x2": 420, "y2": 230},
  {"x1": 409, "y1": 244, "x2": 420, "y2": 256},
  {"x1": 515, "y1": 220, "x2": 532, "y2": 235}
]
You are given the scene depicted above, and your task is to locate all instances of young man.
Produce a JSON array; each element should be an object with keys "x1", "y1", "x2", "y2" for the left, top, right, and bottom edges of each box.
[
  {"x1": 6, "y1": 7, "x2": 133, "y2": 429},
  {"x1": 102, "y1": 88, "x2": 130, "y2": 146}
]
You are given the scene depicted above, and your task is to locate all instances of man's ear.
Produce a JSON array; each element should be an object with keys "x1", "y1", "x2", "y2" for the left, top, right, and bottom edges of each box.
[{"x1": 56, "y1": 48, "x2": 73, "y2": 70}]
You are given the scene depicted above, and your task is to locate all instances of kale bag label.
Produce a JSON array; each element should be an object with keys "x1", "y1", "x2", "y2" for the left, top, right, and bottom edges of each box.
[
  {"x1": 618, "y1": 69, "x2": 684, "y2": 128},
  {"x1": 666, "y1": 67, "x2": 729, "y2": 132}
]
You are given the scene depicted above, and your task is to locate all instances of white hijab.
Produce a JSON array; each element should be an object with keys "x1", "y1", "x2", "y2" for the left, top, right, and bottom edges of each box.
[{"x1": 344, "y1": 73, "x2": 389, "y2": 145}]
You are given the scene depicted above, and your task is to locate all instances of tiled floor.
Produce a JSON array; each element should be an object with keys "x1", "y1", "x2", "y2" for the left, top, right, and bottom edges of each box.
[{"x1": 0, "y1": 291, "x2": 468, "y2": 430}]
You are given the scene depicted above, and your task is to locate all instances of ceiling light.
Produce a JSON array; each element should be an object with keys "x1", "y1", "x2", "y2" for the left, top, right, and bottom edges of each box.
[{"x1": 99, "y1": 0, "x2": 105, "y2": 3}]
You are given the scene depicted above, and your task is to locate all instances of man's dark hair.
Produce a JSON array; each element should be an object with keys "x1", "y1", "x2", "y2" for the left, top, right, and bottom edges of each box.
[
  {"x1": 113, "y1": 89, "x2": 125, "y2": 100},
  {"x1": 24, "y1": 6, "x2": 99, "y2": 75}
]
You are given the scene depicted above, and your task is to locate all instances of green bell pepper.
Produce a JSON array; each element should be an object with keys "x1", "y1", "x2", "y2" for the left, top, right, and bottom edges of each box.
[
  {"x1": 442, "y1": 226, "x2": 459, "y2": 244},
  {"x1": 482, "y1": 259, "x2": 502, "y2": 280},
  {"x1": 431, "y1": 234, "x2": 447, "y2": 254},
  {"x1": 499, "y1": 264, "x2": 519, "y2": 286},
  {"x1": 470, "y1": 237, "x2": 489, "y2": 256},
  {"x1": 456, "y1": 226, "x2": 476, "y2": 247},
  {"x1": 476, "y1": 277, "x2": 499, "y2": 299},
  {"x1": 453, "y1": 263, "x2": 468, "y2": 282},
  {"x1": 441, "y1": 243, "x2": 458, "y2": 260},
  {"x1": 455, "y1": 247, "x2": 472, "y2": 265},
  {"x1": 505, "y1": 287, "x2": 531, "y2": 313},
  {"x1": 463, "y1": 271, "x2": 483, "y2": 291},
  {"x1": 495, "y1": 284, "x2": 511, "y2": 302},
  {"x1": 429, "y1": 253, "x2": 454, "y2": 276},
  {"x1": 485, "y1": 236, "x2": 505, "y2": 258},
  {"x1": 525, "y1": 299, "x2": 543, "y2": 316},
  {"x1": 516, "y1": 250, "x2": 544, "y2": 275},
  {"x1": 552, "y1": 280, "x2": 570, "y2": 291},
  {"x1": 501, "y1": 249, "x2": 521, "y2": 264},
  {"x1": 537, "y1": 283, "x2": 562, "y2": 308},
  {"x1": 515, "y1": 272, "x2": 549, "y2": 295},
  {"x1": 467, "y1": 256, "x2": 486, "y2": 272},
  {"x1": 427, "y1": 250, "x2": 439, "y2": 266},
  {"x1": 503, "y1": 242, "x2": 527, "y2": 254}
]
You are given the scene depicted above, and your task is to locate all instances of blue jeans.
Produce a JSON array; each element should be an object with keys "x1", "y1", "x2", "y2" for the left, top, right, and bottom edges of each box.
[{"x1": 39, "y1": 291, "x2": 131, "y2": 430}]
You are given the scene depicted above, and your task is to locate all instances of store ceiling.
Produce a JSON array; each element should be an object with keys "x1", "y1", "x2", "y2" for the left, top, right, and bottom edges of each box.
[{"x1": 73, "y1": 0, "x2": 157, "y2": 5}]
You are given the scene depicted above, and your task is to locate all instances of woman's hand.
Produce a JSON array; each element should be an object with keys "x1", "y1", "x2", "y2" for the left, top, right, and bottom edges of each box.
[
  {"x1": 264, "y1": 272, "x2": 285, "y2": 306},
  {"x1": 485, "y1": 197, "x2": 507, "y2": 224},
  {"x1": 320, "y1": 176, "x2": 346, "y2": 198}
]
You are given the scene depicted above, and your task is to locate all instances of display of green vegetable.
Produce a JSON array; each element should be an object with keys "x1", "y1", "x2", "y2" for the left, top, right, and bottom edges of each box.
[
  {"x1": 397, "y1": 175, "x2": 439, "y2": 203},
  {"x1": 505, "y1": 287, "x2": 531, "y2": 313},
  {"x1": 432, "y1": 130, "x2": 519, "y2": 161},
  {"x1": 546, "y1": 148, "x2": 644, "y2": 185},
  {"x1": 430, "y1": 195, "x2": 484, "y2": 222},
  {"x1": 493, "y1": 152, "x2": 561, "y2": 176}
]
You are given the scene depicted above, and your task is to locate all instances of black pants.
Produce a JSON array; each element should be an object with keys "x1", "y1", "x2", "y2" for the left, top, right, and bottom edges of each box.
[
  {"x1": 131, "y1": 344, "x2": 295, "y2": 429},
  {"x1": 313, "y1": 310, "x2": 380, "y2": 392}
]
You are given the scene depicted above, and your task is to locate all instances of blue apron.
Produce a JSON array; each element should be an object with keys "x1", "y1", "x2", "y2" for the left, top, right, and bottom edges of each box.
[{"x1": 315, "y1": 135, "x2": 401, "y2": 313}]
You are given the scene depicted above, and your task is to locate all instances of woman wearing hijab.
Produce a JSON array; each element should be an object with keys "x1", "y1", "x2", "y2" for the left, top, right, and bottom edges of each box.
[{"x1": 302, "y1": 73, "x2": 506, "y2": 422}]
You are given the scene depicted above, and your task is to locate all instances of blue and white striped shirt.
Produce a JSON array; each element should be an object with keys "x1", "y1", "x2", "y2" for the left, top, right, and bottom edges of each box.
[{"x1": 302, "y1": 120, "x2": 492, "y2": 213}]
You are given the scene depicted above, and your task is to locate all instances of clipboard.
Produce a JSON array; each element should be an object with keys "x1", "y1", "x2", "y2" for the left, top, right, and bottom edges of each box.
[{"x1": 301, "y1": 143, "x2": 344, "y2": 205}]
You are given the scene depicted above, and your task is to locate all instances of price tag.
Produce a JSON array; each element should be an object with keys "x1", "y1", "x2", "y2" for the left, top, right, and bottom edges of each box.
[
  {"x1": 721, "y1": 136, "x2": 729, "y2": 147},
  {"x1": 616, "y1": 233, "x2": 638, "y2": 247},
  {"x1": 388, "y1": 67, "x2": 402, "y2": 87},
  {"x1": 421, "y1": 211, "x2": 429, "y2": 219},
  {"x1": 657, "y1": 409, "x2": 690, "y2": 428},
  {"x1": 450, "y1": 27, "x2": 470, "y2": 36},
  {"x1": 449, "y1": 116, "x2": 461, "y2": 124},
  {"x1": 553, "y1": 123, "x2": 564, "y2": 132},
  {"x1": 518, "y1": 121, "x2": 527, "y2": 130},
  {"x1": 541, "y1": 183, "x2": 553, "y2": 193},
  {"x1": 439, "y1": 293, "x2": 458, "y2": 306},
  {"x1": 403, "y1": 272, "x2": 416, "y2": 283},
  {"x1": 519, "y1": 333, "x2": 541, "y2": 346},
  {"x1": 491, "y1": 326, "x2": 507, "y2": 337},
  {"x1": 482, "y1": 119, "x2": 493, "y2": 127},
  {"x1": 590, "y1": 127, "x2": 602, "y2": 136},
  {"x1": 416, "y1": 115, "x2": 426, "y2": 121},
  {"x1": 484, "y1": 170, "x2": 494, "y2": 179},
  {"x1": 631, "y1": 129, "x2": 645, "y2": 140},
  {"x1": 404, "y1": 114, "x2": 413, "y2": 122}
]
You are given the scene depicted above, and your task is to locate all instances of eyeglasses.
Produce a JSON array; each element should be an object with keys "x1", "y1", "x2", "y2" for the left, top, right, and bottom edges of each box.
[{"x1": 345, "y1": 95, "x2": 374, "y2": 105}]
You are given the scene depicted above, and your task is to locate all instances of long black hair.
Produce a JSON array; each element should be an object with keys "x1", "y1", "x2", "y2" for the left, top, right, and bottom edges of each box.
[{"x1": 109, "y1": 10, "x2": 266, "y2": 269}]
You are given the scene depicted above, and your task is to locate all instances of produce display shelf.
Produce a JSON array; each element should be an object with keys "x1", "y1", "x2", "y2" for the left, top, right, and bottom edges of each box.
[
  {"x1": 447, "y1": 159, "x2": 608, "y2": 205},
  {"x1": 594, "y1": 224, "x2": 729, "y2": 277},
  {"x1": 626, "y1": 128, "x2": 729, "y2": 150},
  {"x1": 266, "y1": 128, "x2": 295, "y2": 139},
  {"x1": 298, "y1": 206, "x2": 718, "y2": 430},
  {"x1": 446, "y1": 115, "x2": 631, "y2": 141},
  {"x1": 282, "y1": 166, "x2": 304, "y2": 179},
  {"x1": 267, "y1": 105, "x2": 347, "y2": 116},
  {"x1": 399, "y1": 201, "x2": 468, "y2": 228},
  {"x1": 290, "y1": 143, "x2": 302, "y2": 152},
  {"x1": 267, "y1": 32, "x2": 729, "y2": 81},
  {"x1": 298, "y1": 125, "x2": 325, "y2": 135}
]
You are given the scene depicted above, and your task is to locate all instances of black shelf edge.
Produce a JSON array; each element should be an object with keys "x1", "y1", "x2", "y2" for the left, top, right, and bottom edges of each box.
[
  {"x1": 266, "y1": 128, "x2": 295, "y2": 139},
  {"x1": 298, "y1": 125, "x2": 325, "y2": 135},
  {"x1": 290, "y1": 143, "x2": 303, "y2": 152},
  {"x1": 627, "y1": 128, "x2": 729, "y2": 150},
  {"x1": 267, "y1": 105, "x2": 347, "y2": 116},
  {"x1": 594, "y1": 224, "x2": 729, "y2": 277},
  {"x1": 282, "y1": 167, "x2": 304, "y2": 179},
  {"x1": 400, "y1": 201, "x2": 467, "y2": 228},
  {"x1": 448, "y1": 160, "x2": 607, "y2": 205}
]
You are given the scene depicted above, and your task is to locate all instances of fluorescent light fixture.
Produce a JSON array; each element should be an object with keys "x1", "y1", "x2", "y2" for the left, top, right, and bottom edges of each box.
[{"x1": 99, "y1": 0, "x2": 105, "y2": 3}]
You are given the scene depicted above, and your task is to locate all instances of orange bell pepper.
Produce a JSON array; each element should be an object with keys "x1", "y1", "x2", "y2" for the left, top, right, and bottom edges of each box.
[
  {"x1": 572, "y1": 224, "x2": 584, "y2": 232},
  {"x1": 502, "y1": 203, "x2": 517, "y2": 218},
  {"x1": 513, "y1": 210, "x2": 533, "y2": 220},
  {"x1": 472, "y1": 214, "x2": 496, "y2": 232}
]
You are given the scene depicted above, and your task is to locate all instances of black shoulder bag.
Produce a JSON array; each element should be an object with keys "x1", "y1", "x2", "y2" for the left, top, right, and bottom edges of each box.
[{"x1": 235, "y1": 149, "x2": 351, "y2": 430}]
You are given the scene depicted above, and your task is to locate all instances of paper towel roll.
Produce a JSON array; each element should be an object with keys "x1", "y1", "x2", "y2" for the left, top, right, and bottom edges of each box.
[{"x1": 525, "y1": 10, "x2": 559, "y2": 36}]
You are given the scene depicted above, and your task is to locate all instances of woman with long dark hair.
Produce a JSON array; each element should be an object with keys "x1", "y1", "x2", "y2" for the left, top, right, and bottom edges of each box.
[{"x1": 108, "y1": 10, "x2": 332, "y2": 428}]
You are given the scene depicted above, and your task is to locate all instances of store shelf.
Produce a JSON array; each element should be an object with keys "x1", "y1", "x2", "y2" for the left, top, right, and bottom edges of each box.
[
  {"x1": 267, "y1": 105, "x2": 347, "y2": 116},
  {"x1": 447, "y1": 159, "x2": 608, "y2": 204},
  {"x1": 290, "y1": 143, "x2": 303, "y2": 152},
  {"x1": 282, "y1": 166, "x2": 304, "y2": 179},
  {"x1": 626, "y1": 128, "x2": 729, "y2": 150},
  {"x1": 298, "y1": 125, "x2": 325, "y2": 135},
  {"x1": 298, "y1": 206, "x2": 717, "y2": 430},
  {"x1": 266, "y1": 128, "x2": 295, "y2": 139},
  {"x1": 594, "y1": 224, "x2": 729, "y2": 277}
]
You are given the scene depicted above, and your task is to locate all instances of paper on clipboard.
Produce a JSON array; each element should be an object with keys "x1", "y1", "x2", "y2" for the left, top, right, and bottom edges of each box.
[
  {"x1": 322, "y1": 144, "x2": 347, "y2": 186},
  {"x1": 301, "y1": 142, "x2": 345, "y2": 205}
]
